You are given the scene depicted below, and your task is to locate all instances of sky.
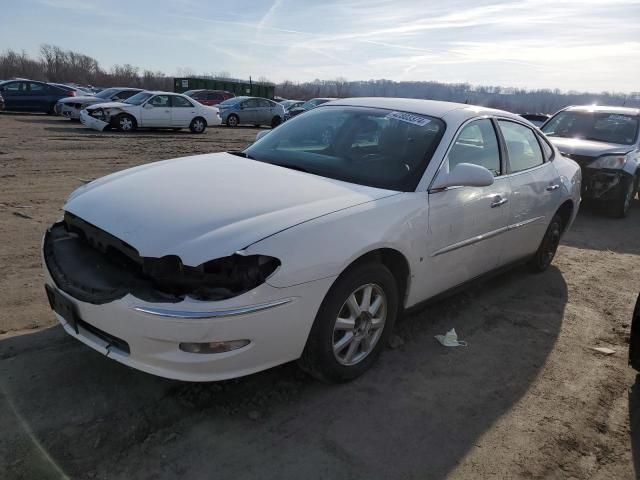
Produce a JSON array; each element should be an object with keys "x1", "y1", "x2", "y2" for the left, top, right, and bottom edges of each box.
[{"x1": 1, "y1": 0, "x2": 639, "y2": 93}]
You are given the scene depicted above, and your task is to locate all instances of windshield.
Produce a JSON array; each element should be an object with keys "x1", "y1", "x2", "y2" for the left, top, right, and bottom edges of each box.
[
  {"x1": 301, "y1": 99, "x2": 320, "y2": 110},
  {"x1": 95, "y1": 88, "x2": 118, "y2": 99},
  {"x1": 542, "y1": 111, "x2": 639, "y2": 145},
  {"x1": 124, "y1": 92, "x2": 152, "y2": 105},
  {"x1": 244, "y1": 106, "x2": 446, "y2": 191}
]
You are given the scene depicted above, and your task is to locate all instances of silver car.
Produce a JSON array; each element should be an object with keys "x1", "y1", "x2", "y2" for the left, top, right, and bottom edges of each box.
[
  {"x1": 217, "y1": 96, "x2": 286, "y2": 128},
  {"x1": 55, "y1": 87, "x2": 142, "y2": 120},
  {"x1": 541, "y1": 105, "x2": 639, "y2": 217}
]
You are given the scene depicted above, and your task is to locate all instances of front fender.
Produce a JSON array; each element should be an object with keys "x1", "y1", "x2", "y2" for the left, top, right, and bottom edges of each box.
[{"x1": 245, "y1": 193, "x2": 428, "y2": 289}]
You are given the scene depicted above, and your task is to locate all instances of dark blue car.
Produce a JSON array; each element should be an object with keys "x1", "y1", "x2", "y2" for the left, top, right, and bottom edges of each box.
[{"x1": 0, "y1": 79, "x2": 76, "y2": 113}]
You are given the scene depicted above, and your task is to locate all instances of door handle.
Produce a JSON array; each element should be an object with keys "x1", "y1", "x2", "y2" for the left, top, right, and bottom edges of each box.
[
  {"x1": 546, "y1": 184, "x2": 560, "y2": 191},
  {"x1": 491, "y1": 196, "x2": 508, "y2": 208}
]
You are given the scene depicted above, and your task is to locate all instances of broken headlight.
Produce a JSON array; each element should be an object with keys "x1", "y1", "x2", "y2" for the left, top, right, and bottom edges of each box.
[
  {"x1": 588, "y1": 154, "x2": 628, "y2": 169},
  {"x1": 143, "y1": 254, "x2": 280, "y2": 301}
]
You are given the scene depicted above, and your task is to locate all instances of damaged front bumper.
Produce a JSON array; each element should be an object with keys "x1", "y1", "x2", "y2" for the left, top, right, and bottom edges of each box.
[
  {"x1": 42, "y1": 215, "x2": 334, "y2": 381},
  {"x1": 80, "y1": 109, "x2": 109, "y2": 131},
  {"x1": 582, "y1": 168, "x2": 632, "y2": 200}
]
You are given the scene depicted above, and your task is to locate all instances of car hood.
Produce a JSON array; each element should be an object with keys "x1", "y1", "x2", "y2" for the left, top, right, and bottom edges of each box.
[
  {"x1": 547, "y1": 137, "x2": 633, "y2": 157},
  {"x1": 58, "y1": 95, "x2": 100, "y2": 104},
  {"x1": 64, "y1": 152, "x2": 398, "y2": 266},
  {"x1": 85, "y1": 101, "x2": 129, "y2": 110}
]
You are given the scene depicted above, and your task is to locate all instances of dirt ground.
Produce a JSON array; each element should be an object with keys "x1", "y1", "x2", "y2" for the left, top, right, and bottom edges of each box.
[{"x1": 0, "y1": 112, "x2": 639, "y2": 480}]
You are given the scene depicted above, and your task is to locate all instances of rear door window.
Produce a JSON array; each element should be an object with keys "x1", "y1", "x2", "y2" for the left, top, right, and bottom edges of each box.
[
  {"x1": 29, "y1": 82, "x2": 45, "y2": 93},
  {"x1": 172, "y1": 96, "x2": 194, "y2": 108}
]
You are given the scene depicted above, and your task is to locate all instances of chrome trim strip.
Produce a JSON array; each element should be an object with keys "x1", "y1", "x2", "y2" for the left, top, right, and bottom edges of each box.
[
  {"x1": 431, "y1": 226, "x2": 509, "y2": 257},
  {"x1": 431, "y1": 215, "x2": 545, "y2": 257},
  {"x1": 133, "y1": 298, "x2": 293, "y2": 319},
  {"x1": 507, "y1": 215, "x2": 544, "y2": 230}
]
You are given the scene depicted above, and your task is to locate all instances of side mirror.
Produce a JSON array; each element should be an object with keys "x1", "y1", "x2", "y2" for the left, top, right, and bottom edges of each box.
[
  {"x1": 112, "y1": 96, "x2": 120, "y2": 101},
  {"x1": 143, "y1": 103, "x2": 153, "y2": 109},
  {"x1": 255, "y1": 130, "x2": 270, "y2": 141},
  {"x1": 431, "y1": 163, "x2": 494, "y2": 190}
]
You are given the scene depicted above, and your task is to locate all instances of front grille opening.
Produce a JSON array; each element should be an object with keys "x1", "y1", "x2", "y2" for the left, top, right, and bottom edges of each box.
[{"x1": 44, "y1": 212, "x2": 277, "y2": 305}]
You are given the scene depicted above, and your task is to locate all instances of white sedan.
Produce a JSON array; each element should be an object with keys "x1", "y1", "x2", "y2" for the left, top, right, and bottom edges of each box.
[
  {"x1": 80, "y1": 91, "x2": 221, "y2": 133},
  {"x1": 44, "y1": 98, "x2": 581, "y2": 382}
]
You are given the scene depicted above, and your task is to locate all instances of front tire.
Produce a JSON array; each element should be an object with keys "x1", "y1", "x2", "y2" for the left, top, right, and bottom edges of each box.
[
  {"x1": 528, "y1": 213, "x2": 562, "y2": 272},
  {"x1": 299, "y1": 262, "x2": 398, "y2": 383},
  {"x1": 271, "y1": 116, "x2": 282, "y2": 128},
  {"x1": 114, "y1": 113, "x2": 136, "y2": 132},
  {"x1": 226, "y1": 114, "x2": 239, "y2": 128},
  {"x1": 189, "y1": 117, "x2": 206, "y2": 133},
  {"x1": 609, "y1": 175, "x2": 636, "y2": 218}
]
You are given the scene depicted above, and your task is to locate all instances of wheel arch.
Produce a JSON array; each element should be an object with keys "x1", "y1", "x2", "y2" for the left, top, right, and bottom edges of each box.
[
  {"x1": 337, "y1": 248, "x2": 411, "y2": 313},
  {"x1": 555, "y1": 199, "x2": 574, "y2": 233},
  {"x1": 193, "y1": 115, "x2": 207, "y2": 126}
]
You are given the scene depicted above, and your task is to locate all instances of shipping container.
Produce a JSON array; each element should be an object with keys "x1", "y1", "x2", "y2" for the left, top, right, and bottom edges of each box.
[{"x1": 174, "y1": 77, "x2": 275, "y2": 99}]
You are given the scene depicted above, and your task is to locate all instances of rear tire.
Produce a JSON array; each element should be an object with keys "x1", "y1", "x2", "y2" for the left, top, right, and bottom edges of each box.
[
  {"x1": 271, "y1": 116, "x2": 282, "y2": 128},
  {"x1": 299, "y1": 262, "x2": 398, "y2": 383},
  {"x1": 608, "y1": 175, "x2": 636, "y2": 218},
  {"x1": 528, "y1": 213, "x2": 562, "y2": 272},
  {"x1": 189, "y1": 117, "x2": 206, "y2": 133}
]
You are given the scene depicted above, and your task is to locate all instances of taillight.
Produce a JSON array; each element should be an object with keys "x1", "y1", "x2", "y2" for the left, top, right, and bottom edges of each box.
[{"x1": 66, "y1": 91, "x2": 76, "y2": 97}]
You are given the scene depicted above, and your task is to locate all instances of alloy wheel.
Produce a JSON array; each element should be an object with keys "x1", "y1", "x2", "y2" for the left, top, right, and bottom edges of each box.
[
  {"x1": 333, "y1": 283, "x2": 387, "y2": 366},
  {"x1": 119, "y1": 117, "x2": 133, "y2": 131},
  {"x1": 193, "y1": 119, "x2": 205, "y2": 132}
]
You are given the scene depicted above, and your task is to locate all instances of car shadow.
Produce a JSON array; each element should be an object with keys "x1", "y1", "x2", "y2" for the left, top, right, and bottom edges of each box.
[
  {"x1": 561, "y1": 198, "x2": 640, "y2": 255},
  {"x1": 0, "y1": 266, "x2": 567, "y2": 480}
]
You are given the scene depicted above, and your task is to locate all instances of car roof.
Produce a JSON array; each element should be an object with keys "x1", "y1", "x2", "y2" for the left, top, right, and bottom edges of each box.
[
  {"x1": 324, "y1": 97, "x2": 522, "y2": 122},
  {"x1": 563, "y1": 105, "x2": 640, "y2": 116}
]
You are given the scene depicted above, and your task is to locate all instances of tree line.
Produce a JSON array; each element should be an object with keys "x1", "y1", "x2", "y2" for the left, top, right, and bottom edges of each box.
[
  {"x1": 1, "y1": 45, "x2": 637, "y2": 114},
  {"x1": 0, "y1": 45, "x2": 173, "y2": 91}
]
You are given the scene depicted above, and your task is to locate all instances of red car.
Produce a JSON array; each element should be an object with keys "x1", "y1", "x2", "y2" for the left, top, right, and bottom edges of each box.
[{"x1": 183, "y1": 89, "x2": 234, "y2": 106}]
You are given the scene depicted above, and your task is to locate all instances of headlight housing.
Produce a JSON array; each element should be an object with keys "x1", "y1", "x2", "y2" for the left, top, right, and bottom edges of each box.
[
  {"x1": 588, "y1": 154, "x2": 628, "y2": 169},
  {"x1": 143, "y1": 254, "x2": 281, "y2": 301}
]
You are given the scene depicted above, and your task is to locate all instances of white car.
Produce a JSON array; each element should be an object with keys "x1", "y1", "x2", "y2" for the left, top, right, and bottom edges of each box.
[
  {"x1": 43, "y1": 98, "x2": 581, "y2": 382},
  {"x1": 80, "y1": 91, "x2": 221, "y2": 133}
]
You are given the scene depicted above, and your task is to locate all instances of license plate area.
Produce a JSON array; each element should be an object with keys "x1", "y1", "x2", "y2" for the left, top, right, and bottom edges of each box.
[{"x1": 45, "y1": 285, "x2": 80, "y2": 333}]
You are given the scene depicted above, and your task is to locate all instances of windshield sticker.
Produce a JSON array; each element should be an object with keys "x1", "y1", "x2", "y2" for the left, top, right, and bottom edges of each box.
[
  {"x1": 608, "y1": 114, "x2": 631, "y2": 121},
  {"x1": 386, "y1": 111, "x2": 431, "y2": 127}
]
